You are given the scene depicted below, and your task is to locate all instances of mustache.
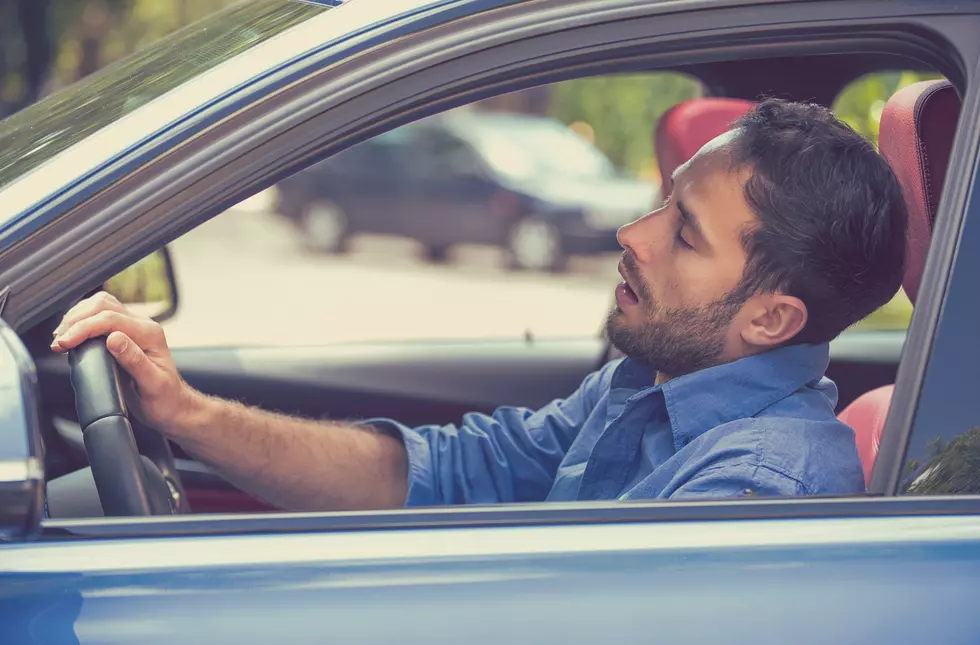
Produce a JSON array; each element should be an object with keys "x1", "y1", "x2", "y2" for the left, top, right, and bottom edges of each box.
[{"x1": 619, "y1": 251, "x2": 649, "y2": 300}]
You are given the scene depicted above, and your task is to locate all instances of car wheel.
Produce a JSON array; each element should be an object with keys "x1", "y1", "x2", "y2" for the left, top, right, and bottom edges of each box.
[
  {"x1": 506, "y1": 216, "x2": 566, "y2": 272},
  {"x1": 424, "y1": 244, "x2": 451, "y2": 263},
  {"x1": 300, "y1": 201, "x2": 349, "y2": 253}
]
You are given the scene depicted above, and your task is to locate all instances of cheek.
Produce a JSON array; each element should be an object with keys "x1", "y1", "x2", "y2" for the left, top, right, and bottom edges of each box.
[{"x1": 671, "y1": 256, "x2": 743, "y2": 306}]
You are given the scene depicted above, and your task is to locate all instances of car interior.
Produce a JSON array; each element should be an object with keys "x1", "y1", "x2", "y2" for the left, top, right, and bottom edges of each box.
[{"x1": 36, "y1": 53, "x2": 962, "y2": 517}]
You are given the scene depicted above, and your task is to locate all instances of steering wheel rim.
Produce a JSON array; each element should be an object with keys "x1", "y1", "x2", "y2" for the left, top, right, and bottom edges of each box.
[{"x1": 67, "y1": 337, "x2": 185, "y2": 516}]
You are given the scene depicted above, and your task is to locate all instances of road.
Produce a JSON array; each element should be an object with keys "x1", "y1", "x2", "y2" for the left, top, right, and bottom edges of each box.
[{"x1": 161, "y1": 191, "x2": 623, "y2": 348}]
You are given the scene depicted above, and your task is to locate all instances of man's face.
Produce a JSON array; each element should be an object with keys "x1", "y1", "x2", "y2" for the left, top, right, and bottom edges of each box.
[{"x1": 606, "y1": 133, "x2": 759, "y2": 377}]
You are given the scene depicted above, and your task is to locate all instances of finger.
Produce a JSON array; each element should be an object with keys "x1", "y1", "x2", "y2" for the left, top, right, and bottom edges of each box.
[
  {"x1": 105, "y1": 331, "x2": 168, "y2": 393},
  {"x1": 54, "y1": 292, "x2": 126, "y2": 337},
  {"x1": 51, "y1": 310, "x2": 163, "y2": 353}
]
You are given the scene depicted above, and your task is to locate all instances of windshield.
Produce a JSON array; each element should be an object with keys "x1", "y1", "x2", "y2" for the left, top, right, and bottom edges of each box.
[
  {"x1": 0, "y1": 0, "x2": 328, "y2": 192},
  {"x1": 464, "y1": 115, "x2": 617, "y2": 181}
]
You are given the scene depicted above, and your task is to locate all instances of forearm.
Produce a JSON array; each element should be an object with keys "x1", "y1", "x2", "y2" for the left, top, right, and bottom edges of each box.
[{"x1": 165, "y1": 392, "x2": 409, "y2": 512}]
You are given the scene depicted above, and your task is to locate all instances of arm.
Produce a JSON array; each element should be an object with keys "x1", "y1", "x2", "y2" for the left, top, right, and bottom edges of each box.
[
  {"x1": 160, "y1": 394, "x2": 410, "y2": 512},
  {"x1": 369, "y1": 366, "x2": 607, "y2": 507},
  {"x1": 51, "y1": 293, "x2": 606, "y2": 511}
]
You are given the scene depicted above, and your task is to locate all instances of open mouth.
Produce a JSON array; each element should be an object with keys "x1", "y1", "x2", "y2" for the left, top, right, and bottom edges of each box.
[
  {"x1": 615, "y1": 281, "x2": 640, "y2": 307},
  {"x1": 616, "y1": 261, "x2": 640, "y2": 307}
]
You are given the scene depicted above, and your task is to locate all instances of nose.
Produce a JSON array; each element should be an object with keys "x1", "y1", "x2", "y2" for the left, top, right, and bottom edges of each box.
[
  {"x1": 616, "y1": 219, "x2": 637, "y2": 251},
  {"x1": 617, "y1": 208, "x2": 666, "y2": 258}
]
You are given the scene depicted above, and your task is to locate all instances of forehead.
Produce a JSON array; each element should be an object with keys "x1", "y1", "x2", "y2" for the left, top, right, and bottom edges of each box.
[{"x1": 674, "y1": 134, "x2": 757, "y2": 248}]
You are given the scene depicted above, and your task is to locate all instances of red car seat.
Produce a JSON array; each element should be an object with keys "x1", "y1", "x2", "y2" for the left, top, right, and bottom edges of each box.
[
  {"x1": 655, "y1": 98, "x2": 754, "y2": 195},
  {"x1": 836, "y1": 80, "x2": 961, "y2": 486}
]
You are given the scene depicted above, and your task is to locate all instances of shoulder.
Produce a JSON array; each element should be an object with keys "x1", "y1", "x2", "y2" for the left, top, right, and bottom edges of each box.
[{"x1": 695, "y1": 416, "x2": 866, "y2": 495}]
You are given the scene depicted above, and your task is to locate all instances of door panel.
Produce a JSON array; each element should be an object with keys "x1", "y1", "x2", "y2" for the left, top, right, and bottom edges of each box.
[{"x1": 3, "y1": 513, "x2": 979, "y2": 644}]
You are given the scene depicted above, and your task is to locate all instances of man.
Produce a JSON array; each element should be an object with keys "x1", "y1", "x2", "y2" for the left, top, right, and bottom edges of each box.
[{"x1": 51, "y1": 99, "x2": 907, "y2": 511}]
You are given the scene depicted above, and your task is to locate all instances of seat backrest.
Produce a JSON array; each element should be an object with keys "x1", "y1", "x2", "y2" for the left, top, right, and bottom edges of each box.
[
  {"x1": 837, "y1": 385, "x2": 895, "y2": 486},
  {"x1": 879, "y1": 80, "x2": 961, "y2": 304},
  {"x1": 838, "y1": 79, "x2": 961, "y2": 486},
  {"x1": 654, "y1": 98, "x2": 754, "y2": 195}
]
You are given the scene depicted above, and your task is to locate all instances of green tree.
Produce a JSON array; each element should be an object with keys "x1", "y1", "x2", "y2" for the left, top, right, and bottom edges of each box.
[
  {"x1": 548, "y1": 73, "x2": 702, "y2": 174},
  {"x1": 906, "y1": 428, "x2": 980, "y2": 494},
  {"x1": 832, "y1": 70, "x2": 942, "y2": 148}
]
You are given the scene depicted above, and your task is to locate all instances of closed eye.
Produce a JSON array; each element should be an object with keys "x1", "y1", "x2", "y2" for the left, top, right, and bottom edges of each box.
[{"x1": 676, "y1": 229, "x2": 693, "y2": 250}]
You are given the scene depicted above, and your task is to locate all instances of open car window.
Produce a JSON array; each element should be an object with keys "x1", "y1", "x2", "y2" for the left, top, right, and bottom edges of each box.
[{"x1": 152, "y1": 73, "x2": 702, "y2": 349}]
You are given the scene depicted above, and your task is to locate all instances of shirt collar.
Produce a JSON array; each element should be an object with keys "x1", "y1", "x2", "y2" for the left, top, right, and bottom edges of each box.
[{"x1": 618, "y1": 342, "x2": 832, "y2": 452}]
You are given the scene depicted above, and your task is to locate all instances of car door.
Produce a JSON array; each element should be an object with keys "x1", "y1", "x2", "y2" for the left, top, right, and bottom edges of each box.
[
  {"x1": 4, "y1": 501, "x2": 980, "y2": 645},
  {"x1": 4, "y1": 1, "x2": 980, "y2": 642}
]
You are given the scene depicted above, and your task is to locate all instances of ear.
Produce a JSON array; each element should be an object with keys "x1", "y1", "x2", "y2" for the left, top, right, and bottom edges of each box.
[{"x1": 739, "y1": 294, "x2": 808, "y2": 348}]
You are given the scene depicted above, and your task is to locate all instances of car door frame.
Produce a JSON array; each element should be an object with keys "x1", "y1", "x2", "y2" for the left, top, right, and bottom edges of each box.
[
  {"x1": 873, "y1": 59, "x2": 980, "y2": 494},
  {"x1": 1, "y1": 0, "x2": 980, "y2": 540}
]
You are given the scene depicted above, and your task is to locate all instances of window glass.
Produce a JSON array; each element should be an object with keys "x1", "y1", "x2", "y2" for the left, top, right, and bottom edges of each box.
[
  {"x1": 159, "y1": 73, "x2": 702, "y2": 349},
  {"x1": 897, "y1": 157, "x2": 980, "y2": 495}
]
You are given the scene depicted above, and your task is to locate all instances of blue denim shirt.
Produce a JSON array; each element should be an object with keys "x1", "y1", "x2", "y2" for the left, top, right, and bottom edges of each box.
[{"x1": 371, "y1": 343, "x2": 865, "y2": 506}]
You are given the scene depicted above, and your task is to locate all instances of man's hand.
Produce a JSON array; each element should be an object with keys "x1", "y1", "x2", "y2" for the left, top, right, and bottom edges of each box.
[{"x1": 50, "y1": 291, "x2": 200, "y2": 433}]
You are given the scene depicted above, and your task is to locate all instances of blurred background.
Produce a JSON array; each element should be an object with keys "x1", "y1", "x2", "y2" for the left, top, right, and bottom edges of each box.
[{"x1": 1, "y1": 0, "x2": 930, "y2": 347}]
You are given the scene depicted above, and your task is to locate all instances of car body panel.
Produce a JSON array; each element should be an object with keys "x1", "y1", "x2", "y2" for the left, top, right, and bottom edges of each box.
[{"x1": 4, "y1": 513, "x2": 980, "y2": 644}]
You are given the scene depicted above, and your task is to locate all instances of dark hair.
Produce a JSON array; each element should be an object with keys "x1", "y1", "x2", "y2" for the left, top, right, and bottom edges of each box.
[{"x1": 728, "y1": 98, "x2": 908, "y2": 344}]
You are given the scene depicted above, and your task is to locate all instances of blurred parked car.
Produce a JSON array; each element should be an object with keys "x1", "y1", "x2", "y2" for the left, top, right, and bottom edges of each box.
[{"x1": 274, "y1": 110, "x2": 658, "y2": 271}]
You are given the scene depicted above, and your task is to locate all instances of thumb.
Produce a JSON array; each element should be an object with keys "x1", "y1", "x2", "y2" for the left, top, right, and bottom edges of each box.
[{"x1": 106, "y1": 331, "x2": 165, "y2": 392}]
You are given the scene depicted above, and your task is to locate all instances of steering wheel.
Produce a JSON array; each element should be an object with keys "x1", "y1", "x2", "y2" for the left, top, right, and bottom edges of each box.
[{"x1": 67, "y1": 338, "x2": 189, "y2": 516}]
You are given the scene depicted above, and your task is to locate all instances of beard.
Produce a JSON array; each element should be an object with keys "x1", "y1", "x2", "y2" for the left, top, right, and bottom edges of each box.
[{"x1": 606, "y1": 260, "x2": 748, "y2": 377}]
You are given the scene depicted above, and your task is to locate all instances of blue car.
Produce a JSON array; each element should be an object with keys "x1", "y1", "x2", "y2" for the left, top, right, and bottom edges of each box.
[
  {"x1": 275, "y1": 110, "x2": 656, "y2": 271},
  {"x1": 1, "y1": 0, "x2": 980, "y2": 643}
]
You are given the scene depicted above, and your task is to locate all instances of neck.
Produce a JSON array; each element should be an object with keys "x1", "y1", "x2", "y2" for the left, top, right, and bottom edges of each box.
[{"x1": 655, "y1": 372, "x2": 672, "y2": 387}]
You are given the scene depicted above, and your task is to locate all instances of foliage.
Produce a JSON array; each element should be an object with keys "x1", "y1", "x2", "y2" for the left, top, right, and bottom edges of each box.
[
  {"x1": 548, "y1": 73, "x2": 703, "y2": 176},
  {"x1": 832, "y1": 70, "x2": 943, "y2": 148},
  {"x1": 852, "y1": 289, "x2": 914, "y2": 332},
  {"x1": 906, "y1": 427, "x2": 980, "y2": 494},
  {"x1": 104, "y1": 250, "x2": 172, "y2": 303}
]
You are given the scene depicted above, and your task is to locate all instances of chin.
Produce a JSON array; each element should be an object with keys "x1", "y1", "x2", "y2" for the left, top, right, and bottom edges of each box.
[{"x1": 605, "y1": 308, "x2": 633, "y2": 341}]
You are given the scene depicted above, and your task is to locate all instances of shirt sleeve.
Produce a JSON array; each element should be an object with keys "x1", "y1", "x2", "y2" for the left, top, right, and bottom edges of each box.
[{"x1": 364, "y1": 361, "x2": 618, "y2": 507}]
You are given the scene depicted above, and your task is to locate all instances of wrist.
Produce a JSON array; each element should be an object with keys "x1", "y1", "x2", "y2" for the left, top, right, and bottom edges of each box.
[{"x1": 161, "y1": 385, "x2": 220, "y2": 441}]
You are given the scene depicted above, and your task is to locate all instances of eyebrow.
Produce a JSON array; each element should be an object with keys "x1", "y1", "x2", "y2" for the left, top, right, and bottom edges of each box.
[{"x1": 676, "y1": 198, "x2": 708, "y2": 248}]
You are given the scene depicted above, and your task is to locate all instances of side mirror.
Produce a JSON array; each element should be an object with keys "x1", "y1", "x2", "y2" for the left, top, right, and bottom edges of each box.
[
  {"x1": 0, "y1": 319, "x2": 44, "y2": 540},
  {"x1": 103, "y1": 246, "x2": 179, "y2": 322}
]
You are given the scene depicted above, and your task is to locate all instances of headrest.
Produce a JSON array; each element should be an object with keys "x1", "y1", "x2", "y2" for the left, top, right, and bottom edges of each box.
[
  {"x1": 654, "y1": 98, "x2": 754, "y2": 195},
  {"x1": 878, "y1": 80, "x2": 960, "y2": 304}
]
